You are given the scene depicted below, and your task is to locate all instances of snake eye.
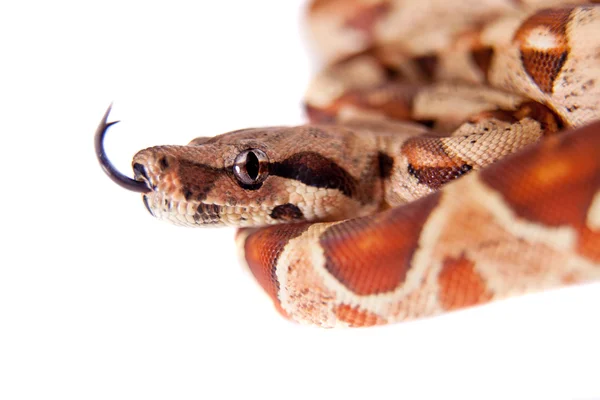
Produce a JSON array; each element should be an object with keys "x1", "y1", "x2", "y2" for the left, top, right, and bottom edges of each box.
[{"x1": 233, "y1": 148, "x2": 269, "y2": 186}]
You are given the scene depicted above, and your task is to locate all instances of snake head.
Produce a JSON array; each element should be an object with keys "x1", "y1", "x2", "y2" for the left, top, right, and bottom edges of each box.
[{"x1": 129, "y1": 125, "x2": 384, "y2": 227}]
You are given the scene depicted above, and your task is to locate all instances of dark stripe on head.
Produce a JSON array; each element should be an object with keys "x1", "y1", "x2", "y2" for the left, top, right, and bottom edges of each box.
[
  {"x1": 177, "y1": 160, "x2": 223, "y2": 202},
  {"x1": 270, "y1": 152, "x2": 357, "y2": 197},
  {"x1": 270, "y1": 204, "x2": 304, "y2": 222}
]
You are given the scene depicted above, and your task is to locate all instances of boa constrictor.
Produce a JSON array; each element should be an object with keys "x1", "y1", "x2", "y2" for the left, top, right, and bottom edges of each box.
[{"x1": 96, "y1": 1, "x2": 600, "y2": 328}]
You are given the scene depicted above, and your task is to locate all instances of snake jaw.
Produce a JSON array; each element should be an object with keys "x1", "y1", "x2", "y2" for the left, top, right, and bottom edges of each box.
[{"x1": 95, "y1": 105, "x2": 152, "y2": 194}]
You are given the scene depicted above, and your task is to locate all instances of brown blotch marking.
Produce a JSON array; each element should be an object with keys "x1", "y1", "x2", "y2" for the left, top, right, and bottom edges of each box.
[
  {"x1": 335, "y1": 304, "x2": 384, "y2": 327},
  {"x1": 402, "y1": 137, "x2": 473, "y2": 189},
  {"x1": 480, "y1": 121, "x2": 600, "y2": 260},
  {"x1": 512, "y1": 101, "x2": 562, "y2": 134},
  {"x1": 335, "y1": 82, "x2": 421, "y2": 122},
  {"x1": 407, "y1": 164, "x2": 472, "y2": 190},
  {"x1": 270, "y1": 203, "x2": 304, "y2": 222},
  {"x1": 468, "y1": 101, "x2": 562, "y2": 134},
  {"x1": 377, "y1": 151, "x2": 394, "y2": 179},
  {"x1": 243, "y1": 224, "x2": 311, "y2": 316},
  {"x1": 320, "y1": 192, "x2": 441, "y2": 295},
  {"x1": 270, "y1": 152, "x2": 358, "y2": 197},
  {"x1": 414, "y1": 54, "x2": 439, "y2": 81},
  {"x1": 468, "y1": 109, "x2": 518, "y2": 125},
  {"x1": 438, "y1": 254, "x2": 493, "y2": 311},
  {"x1": 514, "y1": 8, "x2": 573, "y2": 93},
  {"x1": 177, "y1": 160, "x2": 223, "y2": 202},
  {"x1": 306, "y1": 82, "x2": 422, "y2": 123},
  {"x1": 471, "y1": 47, "x2": 494, "y2": 81}
]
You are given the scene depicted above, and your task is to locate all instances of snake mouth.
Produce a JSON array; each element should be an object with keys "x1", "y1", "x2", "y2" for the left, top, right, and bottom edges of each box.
[{"x1": 141, "y1": 190, "x2": 226, "y2": 226}]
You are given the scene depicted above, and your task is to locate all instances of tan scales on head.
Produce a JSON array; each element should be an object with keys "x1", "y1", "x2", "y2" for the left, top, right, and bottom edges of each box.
[{"x1": 131, "y1": 125, "x2": 384, "y2": 227}]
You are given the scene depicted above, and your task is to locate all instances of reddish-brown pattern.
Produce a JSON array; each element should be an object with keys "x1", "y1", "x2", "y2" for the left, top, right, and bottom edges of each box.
[
  {"x1": 481, "y1": 121, "x2": 600, "y2": 226},
  {"x1": 514, "y1": 8, "x2": 572, "y2": 93},
  {"x1": 438, "y1": 254, "x2": 493, "y2": 311},
  {"x1": 319, "y1": 192, "x2": 441, "y2": 295},
  {"x1": 335, "y1": 304, "x2": 385, "y2": 327},
  {"x1": 579, "y1": 228, "x2": 600, "y2": 263},
  {"x1": 481, "y1": 121, "x2": 600, "y2": 258},
  {"x1": 243, "y1": 224, "x2": 311, "y2": 314},
  {"x1": 402, "y1": 137, "x2": 473, "y2": 189}
]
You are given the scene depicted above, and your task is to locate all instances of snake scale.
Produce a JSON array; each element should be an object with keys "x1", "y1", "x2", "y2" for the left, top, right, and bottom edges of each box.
[{"x1": 96, "y1": 0, "x2": 600, "y2": 328}]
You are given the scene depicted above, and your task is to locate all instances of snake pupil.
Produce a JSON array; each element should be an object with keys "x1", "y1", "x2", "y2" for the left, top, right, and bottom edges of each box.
[{"x1": 246, "y1": 151, "x2": 260, "y2": 180}]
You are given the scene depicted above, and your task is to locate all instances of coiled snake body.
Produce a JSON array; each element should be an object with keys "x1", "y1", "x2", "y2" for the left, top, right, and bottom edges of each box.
[{"x1": 97, "y1": 1, "x2": 600, "y2": 327}]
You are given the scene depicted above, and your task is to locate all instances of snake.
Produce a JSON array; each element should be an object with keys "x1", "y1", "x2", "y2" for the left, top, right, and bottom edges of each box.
[{"x1": 96, "y1": 1, "x2": 600, "y2": 328}]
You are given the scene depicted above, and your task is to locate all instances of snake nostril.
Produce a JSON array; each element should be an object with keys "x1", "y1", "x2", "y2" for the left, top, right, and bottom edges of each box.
[{"x1": 133, "y1": 163, "x2": 149, "y2": 181}]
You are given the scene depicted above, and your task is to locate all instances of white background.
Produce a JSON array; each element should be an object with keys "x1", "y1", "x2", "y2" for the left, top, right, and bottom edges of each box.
[{"x1": 1, "y1": 1, "x2": 599, "y2": 399}]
